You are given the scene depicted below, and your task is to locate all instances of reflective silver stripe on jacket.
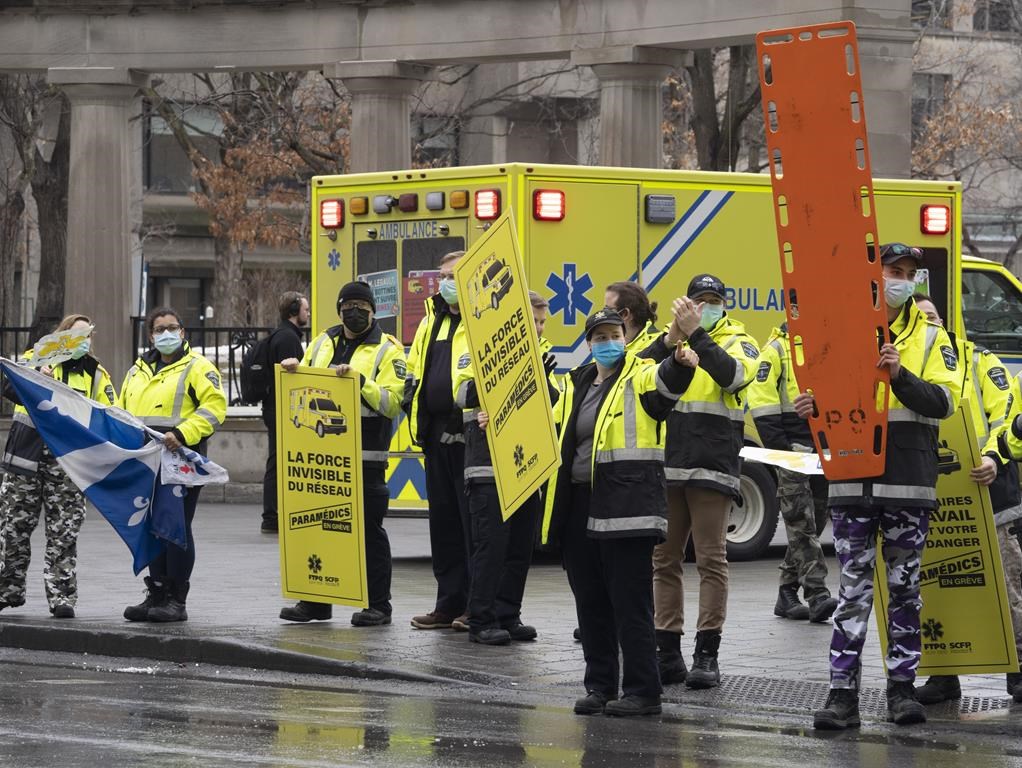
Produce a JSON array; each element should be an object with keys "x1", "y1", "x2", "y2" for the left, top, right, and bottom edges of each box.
[
  {"x1": 887, "y1": 408, "x2": 940, "y2": 427},
  {"x1": 664, "y1": 466, "x2": 740, "y2": 490},
  {"x1": 595, "y1": 447, "x2": 663, "y2": 464},
  {"x1": 464, "y1": 466, "x2": 495, "y2": 479},
  {"x1": 12, "y1": 410, "x2": 35, "y2": 428},
  {"x1": 375, "y1": 388, "x2": 392, "y2": 416},
  {"x1": 623, "y1": 380, "x2": 637, "y2": 449},
  {"x1": 194, "y1": 408, "x2": 222, "y2": 428},
  {"x1": 308, "y1": 334, "x2": 331, "y2": 365},
  {"x1": 142, "y1": 417, "x2": 178, "y2": 430},
  {"x1": 829, "y1": 482, "x2": 936, "y2": 502},
  {"x1": 455, "y1": 380, "x2": 472, "y2": 410},
  {"x1": 463, "y1": 409, "x2": 479, "y2": 424},
  {"x1": 587, "y1": 515, "x2": 667, "y2": 535},
  {"x1": 171, "y1": 359, "x2": 200, "y2": 420},
  {"x1": 439, "y1": 432, "x2": 464, "y2": 445},
  {"x1": 673, "y1": 399, "x2": 744, "y2": 421},
  {"x1": 995, "y1": 503, "x2": 1022, "y2": 527},
  {"x1": 1, "y1": 452, "x2": 38, "y2": 472},
  {"x1": 370, "y1": 341, "x2": 391, "y2": 381},
  {"x1": 920, "y1": 324, "x2": 954, "y2": 418},
  {"x1": 970, "y1": 348, "x2": 990, "y2": 447},
  {"x1": 749, "y1": 404, "x2": 782, "y2": 418},
  {"x1": 91, "y1": 373, "x2": 105, "y2": 401},
  {"x1": 655, "y1": 367, "x2": 681, "y2": 400},
  {"x1": 828, "y1": 482, "x2": 863, "y2": 498},
  {"x1": 362, "y1": 450, "x2": 391, "y2": 463}
]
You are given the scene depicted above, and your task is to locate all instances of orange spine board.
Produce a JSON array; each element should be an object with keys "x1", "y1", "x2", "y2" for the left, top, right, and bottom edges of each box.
[{"x1": 756, "y1": 21, "x2": 889, "y2": 481}]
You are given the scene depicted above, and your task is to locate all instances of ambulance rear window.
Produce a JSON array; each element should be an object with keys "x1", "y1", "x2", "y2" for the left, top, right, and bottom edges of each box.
[{"x1": 357, "y1": 240, "x2": 398, "y2": 336}]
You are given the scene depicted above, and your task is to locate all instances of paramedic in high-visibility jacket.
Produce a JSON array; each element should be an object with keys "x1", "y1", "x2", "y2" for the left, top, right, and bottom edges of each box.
[
  {"x1": 913, "y1": 294, "x2": 1022, "y2": 706},
  {"x1": 403, "y1": 251, "x2": 474, "y2": 631},
  {"x1": 639, "y1": 273, "x2": 760, "y2": 691},
  {"x1": 278, "y1": 281, "x2": 406, "y2": 627},
  {"x1": 748, "y1": 322, "x2": 837, "y2": 624},
  {"x1": 542, "y1": 306, "x2": 699, "y2": 718},
  {"x1": 605, "y1": 281, "x2": 663, "y2": 355},
  {"x1": 807, "y1": 244, "x2": 959, "y2": 731},
  {"x1": 119, "y1": 307, "x2": 228, "y2": 623}
]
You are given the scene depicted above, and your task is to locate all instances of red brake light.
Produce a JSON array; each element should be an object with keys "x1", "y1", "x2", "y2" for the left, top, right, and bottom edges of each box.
[
  {"x1": 475, "y1": 189, "x2": 501, "y2": 220},
  {"x1": 921, "y1": 204, "x2": 949, "y2": 235},
  {"x1": 533, "y1": 189, "x2": 565, "y2": 221},
  {"x1": 320, "y1": 199, "x2": 344, "y2": 229}
]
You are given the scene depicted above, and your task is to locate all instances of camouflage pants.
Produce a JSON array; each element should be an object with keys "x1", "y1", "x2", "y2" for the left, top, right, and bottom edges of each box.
[
  {"x1": 0, "y1": 450, "x2": 87, "y2": 610},
  {"x1": 997, "y1": 523, "x2": 1022, "y2": 661},
  {"x1": 777, "y1": 468, "x2": 830, "y2": 599},
  {"x1": 829, "y1": 505, "x2": 929, "y2": 689}
]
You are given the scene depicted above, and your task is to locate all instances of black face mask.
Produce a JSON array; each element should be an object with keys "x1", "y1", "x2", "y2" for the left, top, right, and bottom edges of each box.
[{"x1": 342, "y1": 307, "x2": 371, "y2": 334}]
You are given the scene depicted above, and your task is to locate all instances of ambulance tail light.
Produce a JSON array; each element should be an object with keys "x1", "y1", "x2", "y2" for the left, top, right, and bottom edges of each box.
[
  {"x1": 475, "y1": 189, "x2": 501, "y2": 220},
  {"x1": 921, "y1": 205, "x2": 950, "y2": 235},
  {"x1": 320, "y1": 199, "x2": 344, "y2": 229},
  {"x1": 533, "y1": 189, "x2": 565, "y2": 221}
]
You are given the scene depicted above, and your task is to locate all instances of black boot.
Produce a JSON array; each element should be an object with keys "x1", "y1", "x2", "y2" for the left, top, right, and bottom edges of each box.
[
  {"x1": 686, "y1": 630, "x2": 721, "y2": 689},
  {"x1": 279, "y1": 601, "x2": 333, "y2": 622},
  {"x1": 808, "y1": 594, "x2": 839, "y2": 623},
  {"x1": 887, "y1": 680, "x2": 926, "y2": 725},
  {"x1": 148, "y1": 581, "x2": 189, "y2": 623},
  {"x1": 604, "y1": 695, "x2": 662, "y2": 717},
  {"x1": 123, "y1": 577, "x2": 166, "y2": 622},
  {"x1": 915, "y1": 675, "x2": 961, "y2": 704},
  {"x1": 813, "y1": 688, "x2": 861, "y2": 730},
  {"x1": 1006, "y1": 672, "x2": 1022, "y2": 703},
  {"x1": 655, "y1": 629, "x2": 688, "y2": 684},
  {"x1": 774, "y1": 584, "x2": 810, "y2": 620}
]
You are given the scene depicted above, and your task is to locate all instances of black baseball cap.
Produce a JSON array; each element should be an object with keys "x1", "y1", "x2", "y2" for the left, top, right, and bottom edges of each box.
[
  {"x1": 879, "y1": 242, "x2": 924, "y2": 265},
  {"x1": 337, "y1": 280, "x2": 376, "y2": 313},
  {"x1": 687, "y1": 273, "x2": 726, "y2": 300},
  {"x1": 584, "y1": 307, "x2": 625, "y2": 340}
]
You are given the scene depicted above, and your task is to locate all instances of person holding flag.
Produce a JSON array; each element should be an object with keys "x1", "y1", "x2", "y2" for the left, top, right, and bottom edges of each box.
[
  {"x1": 0, "y1": 315, "x2": 115, "y2": 619},
  {"x1": 118, "y1": 307, "x2": 227, "y2": 623}
]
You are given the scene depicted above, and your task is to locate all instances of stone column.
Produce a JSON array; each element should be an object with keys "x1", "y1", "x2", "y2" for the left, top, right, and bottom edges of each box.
[
  {"x1": 572, "y1": 47, "x2": 688, "y2": 169},
  {"x1": 855, "y1": 27, "x2": 916, "y2": 179},
  {"x1": 48, "y1": 67, "x2": 149, "y2": 382},
  {"x1": 325, "y1": 61, "x2": 432, "y2": 173}
]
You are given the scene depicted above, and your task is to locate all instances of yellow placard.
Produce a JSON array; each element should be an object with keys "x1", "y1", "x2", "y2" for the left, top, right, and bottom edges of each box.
[
  {"x1": 454, "y1": 211, "x2": 561, "y2": 519},
  {"x1": 876, "y1": 403, "x2": 1018, "y2": 675},
  {"x1": 275, "y1": 365, "x2": 367, "y2": 607}
]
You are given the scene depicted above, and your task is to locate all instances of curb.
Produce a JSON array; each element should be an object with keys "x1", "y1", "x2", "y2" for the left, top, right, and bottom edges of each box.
[{"x1": 0, "y1": 621, "x2": 461, "y2": 686}]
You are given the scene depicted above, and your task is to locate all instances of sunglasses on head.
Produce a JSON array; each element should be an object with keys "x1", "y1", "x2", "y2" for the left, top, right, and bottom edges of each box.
[{"x1": 880, "y1": 243, "x2": 922, "y2": 260}]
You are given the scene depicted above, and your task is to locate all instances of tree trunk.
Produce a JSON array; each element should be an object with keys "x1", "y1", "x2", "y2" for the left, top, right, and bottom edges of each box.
[
  {"x1": 0, "y1": 190, "x2": 26, "y2": 326},
  {"x1": 687, "y1": 49, "x2": 721, "y2": 172},
  {"x1": 212, "y1": 233, "x2": 245, "y2": 326},
  {"x1": 29, "y1": 93, "x2": 70, "y2": 343}
]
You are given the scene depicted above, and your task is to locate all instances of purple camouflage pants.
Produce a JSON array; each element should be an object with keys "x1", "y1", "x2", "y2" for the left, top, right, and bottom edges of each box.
[{"x1": 828, "y1": 505, "x2": 930, "y2": 689}]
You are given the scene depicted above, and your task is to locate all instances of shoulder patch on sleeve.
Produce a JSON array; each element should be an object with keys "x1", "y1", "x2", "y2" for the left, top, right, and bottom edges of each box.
[
  {"x1": 741, "y1": 341, "x2": 759, "y2": 359},
  {"x1": 392, "y1": 358, "x2": 407, "y2": 378},
  {"x1": 205, "y1": 370, "x2": 222, "y2": 389},
  {"x1": 105, "y1": 384, "x2": 115, "y2": 402},
  {"x1": 457, "y1": 353, "x2": 471, "y2": 369},
  {"x1": 987, "y1": 366, "x2": 1009, "y2": 391},
  {"x1": 756, "y1": 360, "x2": 771, "y2": 382},
  {"x1": 940, "y1": 345, "x2": 957, "y2": 372}
]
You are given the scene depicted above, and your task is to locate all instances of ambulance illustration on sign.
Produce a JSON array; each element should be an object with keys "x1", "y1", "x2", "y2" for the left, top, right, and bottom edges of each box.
[
  {"x1": 468, "y1": 253, "x2": 514, "y2": 319},
  {"x1": 290, "y1": 386, "x2": 347, "y2": 438}
]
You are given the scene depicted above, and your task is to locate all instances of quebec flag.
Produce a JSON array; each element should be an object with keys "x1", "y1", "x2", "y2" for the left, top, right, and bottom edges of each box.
[{"x1": 1, "y1": 360, "x2": 191, "y2": 574}]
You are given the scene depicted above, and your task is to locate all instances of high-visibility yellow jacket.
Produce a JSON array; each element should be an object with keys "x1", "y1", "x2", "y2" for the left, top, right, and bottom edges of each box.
[
  {"x1": 302, "y1": 321, "x2": 406, "y2": 466},
  {"x1": 2, "y1": 351, "x2": 116, "y2": 475},
  {"x1": 747, "y1": 325, "x2": 814, "y2": 451},
  {"x1": 828, "y1": 300, "x2": 959, "y2": 510},
  {"x1": 403, "y1": 294, "x2": 469, "y2": 446},
  {"x1": 956, "y1": 340, "x2": 1019, "y2": 519},
  {"x1": 641, "y1": 314, "x2": 759, "y2": 497},
  {"x1": 626, "y1": 322, "x2": 663, "y2": 356},
  {"x1": 541, "y1": 351, "x2": 695, "y2": 546},
  {"x1": 118, "y1": 343, "x2": 227, "y2": 448}
]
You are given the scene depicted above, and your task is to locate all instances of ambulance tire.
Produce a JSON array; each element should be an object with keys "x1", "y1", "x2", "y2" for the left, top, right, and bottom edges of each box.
[
  {"x1": 725, "y1": 460, "x2": 778, "y2": 562},
  {"x1": 293, "y1": 416, "x2": 300, "y2": 428},
  {"x1": 316, "y1": 422, "x2": 325, "y2": 438}
]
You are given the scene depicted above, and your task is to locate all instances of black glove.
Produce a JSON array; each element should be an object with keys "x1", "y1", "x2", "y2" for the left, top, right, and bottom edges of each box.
[{"x1": 542, "y1": 352, "x2": 557, "y2": 376}]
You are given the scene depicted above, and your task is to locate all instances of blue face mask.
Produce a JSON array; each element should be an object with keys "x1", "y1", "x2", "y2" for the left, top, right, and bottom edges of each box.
[
  {"x1": 439, "y1": 278, "x2": 458, "y2": 306},
  {"x1": 154, "y1": 331, "x2": 182, "y2": 355},
  {"x1": 700, "y1": 304, "x2": 724, "y2": 331},
  {"x1": 70, "y1": 339, "x2": 91, "y2": 360},
  {"x1": 591, "y1": 340, "x2": 626, "y2": 368}
]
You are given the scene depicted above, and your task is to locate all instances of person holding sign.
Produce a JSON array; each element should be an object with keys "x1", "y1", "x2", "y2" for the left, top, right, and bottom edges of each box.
[
  {"x1": 747, "y1": 322, "x2": 836, "y2": 623},
  {"x1": 404, "y1": 251, "x2": 474, "y2": 631},
  {"x1": 542, "y1": 306, "x2": 699, "y2": 717},
  {"x1": 278, "y1": 281, "x2": 406, "y2": 627},
  {"x1": 913, "y1": 294, "x2": 1022, "y2": 704},
  {"x1": 0, "y1": 315, "x2": 115, "y2": 619},
  {"x1": 806, "y1": 244, "x2": 959, "y2": 730},
  {"x1": 640, "y1": 274, "x2": 760, "y2": 690}
]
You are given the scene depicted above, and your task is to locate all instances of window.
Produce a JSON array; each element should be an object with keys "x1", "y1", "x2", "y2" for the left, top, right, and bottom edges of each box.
[
  {"x1": 961, "y1": 269, "x2": 1022, "y2": 354},
  {"x1": 412, "y1": 115, "x2": 459, "y2": 167},
  {"x1": 143, "y1": 104, "x2": 223, "y2": 194},
  {"x1": 974, "y1": 0, "x2": 1016, "y2": 31},
  {"x1": 912, "y1": 0, "x2": 952, "y2": 29},
  {"x1": 911, "y1": 73, "x2": 951, "y2": 145}
]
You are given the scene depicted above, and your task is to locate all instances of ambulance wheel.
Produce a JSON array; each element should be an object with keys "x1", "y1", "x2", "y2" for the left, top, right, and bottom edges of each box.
[
  {"x1": 491, "y1": 293, "x2": 499, "y2": 310},
  {"x1": 725, "y1": 460, "x2": 778, "y2": 561},
  {"x1": 316, "y1": 422, "x2": 325, "y2": 438},
  {"x1": 293, "y1": 417, "x2": 300, "y2": 428}
]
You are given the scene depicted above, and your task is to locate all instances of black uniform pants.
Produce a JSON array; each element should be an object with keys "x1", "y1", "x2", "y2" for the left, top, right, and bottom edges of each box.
[
  {"x1": 562, "y1": 483, "x2": 661, "y2": 699},
  {"x1": 466, "y1": 483, "x2": 540, "y2": 632},
  {"x1": 363, "y1": 465, "x2": 393, "y2": 615},
  {"x1": 262, "y1": 409, "x2": 278, "y2": 528},
  {"x1": 148, "y1": 485, "x2": 201, "y2": 592},
  {"x1": 423, "y1": 426, "x2": 471, "y2": 618}
]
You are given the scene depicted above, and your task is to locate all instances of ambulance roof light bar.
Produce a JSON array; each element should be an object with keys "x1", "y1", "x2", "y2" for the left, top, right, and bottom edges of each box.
[
  {"x1": 920, "y1": 204, "x2": 950, "y2": 235},
  {"x1": 533, "y1": 189, "x2": 565, "y2": 221}
]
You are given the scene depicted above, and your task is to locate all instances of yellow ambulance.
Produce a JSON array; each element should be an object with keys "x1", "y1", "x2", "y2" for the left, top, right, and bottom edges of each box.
[{"x1": 310, "y1": 163, "x2": 1022, "y2": 559}]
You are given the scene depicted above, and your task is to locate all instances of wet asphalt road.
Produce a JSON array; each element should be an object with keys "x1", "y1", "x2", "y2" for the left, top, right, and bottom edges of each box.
[{"x1": 2, "y1": 652, "x2": 1022, "y2": 768}]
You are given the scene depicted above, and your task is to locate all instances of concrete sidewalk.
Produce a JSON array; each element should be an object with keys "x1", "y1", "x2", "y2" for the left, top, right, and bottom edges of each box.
[{"x1": 0, "y1": 503, "x2": 1016, "y2": 725}]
